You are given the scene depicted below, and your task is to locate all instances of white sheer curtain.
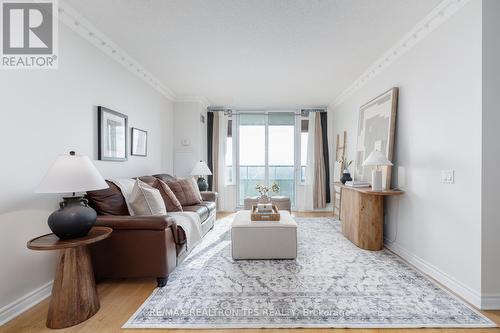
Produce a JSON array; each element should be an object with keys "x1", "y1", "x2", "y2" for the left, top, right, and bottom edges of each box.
[
  {"x1": 303, "y1": 112, "x2": 316, "y2": 211},
  {"x1": 216, "y1": 112, "x2": 228, "y2": 210}
]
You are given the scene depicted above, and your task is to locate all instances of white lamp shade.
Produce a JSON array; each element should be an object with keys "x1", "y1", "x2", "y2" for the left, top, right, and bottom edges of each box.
[
  {"x1": 36, "y1": 153, "x2": 109, "y2": 194},
  {"x1": 363, "y1": 150, "x2": 393, "y2": 167},
  {"x1": 190, "y1": 160, "x2": 212, "y2": 176}
]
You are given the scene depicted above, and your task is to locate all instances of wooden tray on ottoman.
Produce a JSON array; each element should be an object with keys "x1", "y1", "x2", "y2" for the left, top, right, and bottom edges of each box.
[{"x1": 251, "y1": 205, "x2": 280, "y2": 221}]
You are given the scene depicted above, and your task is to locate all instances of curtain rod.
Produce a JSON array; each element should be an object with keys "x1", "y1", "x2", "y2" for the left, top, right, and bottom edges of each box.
[{"x1": 207, "y1": 108, "x2": 326, "y2": 113}]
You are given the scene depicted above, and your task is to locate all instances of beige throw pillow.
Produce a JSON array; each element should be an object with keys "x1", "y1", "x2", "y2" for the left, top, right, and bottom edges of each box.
[{"x1": 129, "y1": 179, "x2": 167, "y2": 216}]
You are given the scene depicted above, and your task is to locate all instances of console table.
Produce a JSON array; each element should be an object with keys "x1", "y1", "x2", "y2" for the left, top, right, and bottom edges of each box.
[
  {"x1": 334, "y1": 182, "x2": 403, "y2": 251},
  {"x1": 27, "y1": 227, "x2": 112, "y2": 329}
]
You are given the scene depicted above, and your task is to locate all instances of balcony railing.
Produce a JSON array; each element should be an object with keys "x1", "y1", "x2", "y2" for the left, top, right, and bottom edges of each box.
[{"x1": 238, "y1": 165, "x2": 295, "y2": 205}]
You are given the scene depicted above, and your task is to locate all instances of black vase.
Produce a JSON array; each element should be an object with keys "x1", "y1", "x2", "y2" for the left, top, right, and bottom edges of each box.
[
  {"x1": 197, "y1": 177, "x2": 208, "y2": 191},
  {"x1": 340, "y1": 172, "x2": 353, "y2": 184},
  {"x1": 47, "y1": 197, "x2": 97, "y2": 239}
]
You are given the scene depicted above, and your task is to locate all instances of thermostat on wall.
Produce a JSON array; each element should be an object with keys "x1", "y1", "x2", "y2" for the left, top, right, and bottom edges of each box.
[{"x1": 181, "y1": 138, "x2": 191, "y2": 146}]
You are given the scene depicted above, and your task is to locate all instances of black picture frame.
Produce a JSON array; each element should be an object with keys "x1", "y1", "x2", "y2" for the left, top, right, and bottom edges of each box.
[
  {"x1": 97, "y1": 106, "x2": 128, "y2": 161},
  {"x1": 131, "y1": 127, "x2": 148, "y2": 157}
]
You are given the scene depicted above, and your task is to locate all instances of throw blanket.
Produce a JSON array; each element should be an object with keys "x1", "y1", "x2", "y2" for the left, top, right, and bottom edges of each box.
[
  {"x1": 109, "y1": 178, "x2": 202, "y2": 252},
  {"x1": 109, "y1": 178, "x2": 136, "y2": 215},
  {"x1": 167, "y1": 211, "x2": 203, "y2": 252}
]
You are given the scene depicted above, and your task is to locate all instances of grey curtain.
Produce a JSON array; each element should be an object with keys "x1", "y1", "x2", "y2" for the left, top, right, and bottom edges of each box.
[
  {"x1": 206, "y1": 112, "x2": 214, "y2": 190},
  {"x1": 212, "y1": 112, "x2": 220, "y2": 192},
  {"x1": 320, "y1": 112, "x2": 331, "y2": 203}
]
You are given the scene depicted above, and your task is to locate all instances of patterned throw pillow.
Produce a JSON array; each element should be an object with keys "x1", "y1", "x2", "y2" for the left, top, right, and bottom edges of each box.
[
  {"x1": 166, "y1": 177, "x2": 202, "y2": 207},
  {"x1": 129, "y1": 179, "x2": 167, "y2": 216},
  {"x1": 153, "y1": 179, "x2": 183, "y2": 212}
]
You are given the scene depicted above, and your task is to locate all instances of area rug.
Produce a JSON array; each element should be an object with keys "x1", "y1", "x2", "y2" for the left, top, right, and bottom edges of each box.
[{"x1": 124, "y1": 216, "x2": 495, "y2": 329}]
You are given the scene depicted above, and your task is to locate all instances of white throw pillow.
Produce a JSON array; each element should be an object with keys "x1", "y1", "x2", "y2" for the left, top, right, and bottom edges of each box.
[{"x1": 129, "y1": 179, "x2": 167, "y2": 216}]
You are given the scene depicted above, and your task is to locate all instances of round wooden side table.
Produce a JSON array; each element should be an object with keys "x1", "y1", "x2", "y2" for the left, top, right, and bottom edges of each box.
[{"x1": 27, "y1": 227, "x2": 112, "y2": 329}]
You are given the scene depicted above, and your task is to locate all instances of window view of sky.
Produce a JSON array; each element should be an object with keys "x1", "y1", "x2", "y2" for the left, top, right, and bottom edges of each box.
[
  {"x1": 239, "y1": 126, "x2": 265, "y2": 165},
  {"x1": 269, "y1": 126, "x2": 294, "y2": 165}
]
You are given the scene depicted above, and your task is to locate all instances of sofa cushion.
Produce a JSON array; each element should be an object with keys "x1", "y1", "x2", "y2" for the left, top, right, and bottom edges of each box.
[
  {"x1": 183, "y1": 205, "x2": 209, "y2": 222},
  {"x1": 129, "y1": 180, "x2": 167, "y2": 216},
  {"x1": 202, "y1": 201, "x2": 216, "y2": 215},
  {"x1": 86, "y1": 180, "x2": 130, "y2": 216},
  {"x1": 152, "y1": 179, "x2": 183, "y2": 212},
  {"x1": 166, "y1": 178, "x2": 202, "y2": 206}
]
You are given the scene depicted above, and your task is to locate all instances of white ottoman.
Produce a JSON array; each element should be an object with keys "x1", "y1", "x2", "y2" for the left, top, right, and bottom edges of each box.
[{"x1": 231, "y1": 210, "x2": 297, "y2": 260}]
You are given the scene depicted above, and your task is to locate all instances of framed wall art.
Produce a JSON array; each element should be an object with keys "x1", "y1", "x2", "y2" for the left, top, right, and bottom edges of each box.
[
  {"x1": 98, "y1": 106, "x2": 128, "y2": 161},
  {"x1": 354, "y1": 87, "x2": 398, "y2": 189},
  {"x1": 131, "y1": 127, "x2": 147, "y2": 157}
]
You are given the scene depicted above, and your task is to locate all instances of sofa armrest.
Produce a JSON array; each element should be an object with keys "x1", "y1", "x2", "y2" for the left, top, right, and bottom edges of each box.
[
  {"x1": 200, "y1": 191, "x2": 218, "y2": 202},
  {"x1": 96, "y1": 215, "x2": 175, "y2": 231},
  {"x1": 96, "y1": 215, "x2": 184, "y2": 244}
]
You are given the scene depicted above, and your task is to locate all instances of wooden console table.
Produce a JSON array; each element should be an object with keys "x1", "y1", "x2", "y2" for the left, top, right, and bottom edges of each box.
[
  {"x1": 27, "y1": 227, "x2": 112, "y2": 329},
  {"x1": 335, "y1": 182, "x2": 403, "y2": 251}
]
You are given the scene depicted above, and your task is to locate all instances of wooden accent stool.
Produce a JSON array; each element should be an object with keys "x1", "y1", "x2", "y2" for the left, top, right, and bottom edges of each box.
[
  {"x1": 335, "y1": 182, "x2": 403, "y2": 251},
  {"x1": 27, "y1": 227, "x2": 112, "y2": 329}
]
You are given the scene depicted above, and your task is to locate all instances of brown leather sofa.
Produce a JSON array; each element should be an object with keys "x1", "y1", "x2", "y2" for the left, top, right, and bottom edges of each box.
[{"x1": 86, "y1": 174, "x2": 217, "y2": 287}]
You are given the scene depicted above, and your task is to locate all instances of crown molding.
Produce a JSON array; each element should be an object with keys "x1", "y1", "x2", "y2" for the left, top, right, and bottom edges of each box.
[
  {"x1": 174, "y1": 95, "x2": 211, "y2": 108},
  {"x1": 329, "y1": 0, "x2": 471, "y2": 109},
  {"x1": 58, "y1": 1, "x2": 177, "y2": 100}
]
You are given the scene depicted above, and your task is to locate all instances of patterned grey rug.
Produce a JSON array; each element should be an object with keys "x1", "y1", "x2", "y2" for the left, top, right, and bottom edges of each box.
[{"x1": 124, "y1": 216, "x2": 495, "y2": 329}]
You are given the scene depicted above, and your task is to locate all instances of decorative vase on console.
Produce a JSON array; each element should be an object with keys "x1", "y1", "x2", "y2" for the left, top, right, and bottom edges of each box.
[
  {"x1": 340, "y1": 158, "x2": 353, "y2": 184},
  {"x1": 255, "y1": 182, "x2": 280, "y2": 204}
]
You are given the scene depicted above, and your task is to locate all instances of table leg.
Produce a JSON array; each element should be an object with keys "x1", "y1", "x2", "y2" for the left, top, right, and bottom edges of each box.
[
  {"x1": 340, "y1": 189, "x2": 384, "y2": 251},
  {"x1": 46, "y1": 245, "x2": 100, "y2": 329}
]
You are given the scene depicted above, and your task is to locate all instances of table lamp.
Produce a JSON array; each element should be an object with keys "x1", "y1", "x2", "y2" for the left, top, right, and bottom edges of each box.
[
  {"x1": 362, "y1": 150, "x2": 393, "y2": 191},
  {"x1": 36, "y1": 151, "x2": 109, "y2": 239},
  {"x1": 191, "y1": 160, "x2": 212, "y2": 191}
]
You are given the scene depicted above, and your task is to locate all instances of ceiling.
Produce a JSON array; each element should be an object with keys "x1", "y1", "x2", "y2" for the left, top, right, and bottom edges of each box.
[{"x1": 65, "y1": 0, "x2": 442, "y2": 108}]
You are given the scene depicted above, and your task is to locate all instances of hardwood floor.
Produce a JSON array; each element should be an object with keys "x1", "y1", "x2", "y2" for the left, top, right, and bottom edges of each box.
[{"x1": 1, "y1": 212, "x2": 499, "y2": 333}]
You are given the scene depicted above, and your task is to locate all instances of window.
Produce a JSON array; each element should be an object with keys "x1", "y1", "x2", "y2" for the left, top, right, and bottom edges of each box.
[
  {"x1": 268, "y1": 113, "x2": 295, "y2": 203},
  {"x1": 237, "y1": 112, "x2": 296, "y2": 205},
  {"x1": 238, "y1": 114, "x2": 266, "y2": 204}
]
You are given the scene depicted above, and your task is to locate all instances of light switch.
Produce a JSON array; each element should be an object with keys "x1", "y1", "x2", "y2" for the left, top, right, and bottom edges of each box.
[{"x1": 441, "y1": 170, "x2": 454, "y2": 184}]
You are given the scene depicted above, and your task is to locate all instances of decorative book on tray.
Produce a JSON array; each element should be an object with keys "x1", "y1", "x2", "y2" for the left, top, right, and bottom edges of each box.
[{"x1": 345, "y1": 180, "x2": 371, "y2": 188}]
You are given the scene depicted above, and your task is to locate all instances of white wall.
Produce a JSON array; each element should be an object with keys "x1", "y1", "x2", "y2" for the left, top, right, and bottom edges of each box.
[
  {"x1": 329, "y1": 0, "x2": 483, "y2": 306},
  {"x1": 172, "y1": 101, "x2": 207, "y2": 177},
  {"x1": 481, "y1": 0, "x2": 500, "y2": 309},
  {"x1": 0, "y1": 23, "x2": 174, "y2": 321}
]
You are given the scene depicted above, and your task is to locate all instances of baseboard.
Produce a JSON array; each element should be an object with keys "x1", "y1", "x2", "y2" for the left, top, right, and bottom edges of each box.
[
  {"x1": 0, "y1": 281, "x2": 53, "y2": 326},
  {"x1": 385, "y1": 241, "x2": 483, "y2": 308},
  {"x1": 481, "y1": 294, "x2": 500, "y2": 310}
]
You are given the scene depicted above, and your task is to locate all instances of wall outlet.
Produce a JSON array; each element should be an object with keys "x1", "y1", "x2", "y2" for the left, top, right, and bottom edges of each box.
[{"x1": 441, "y1": 170, "x2": 454, "y2": 184}]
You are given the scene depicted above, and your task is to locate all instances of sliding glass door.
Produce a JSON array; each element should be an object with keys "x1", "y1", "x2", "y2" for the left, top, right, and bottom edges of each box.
[
  {"x1": 268, "y1": 113, "x2": 295, "y2": 204},
  {"x1": 237, "y1": 112, "x2": 296, "y2": 206}
]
